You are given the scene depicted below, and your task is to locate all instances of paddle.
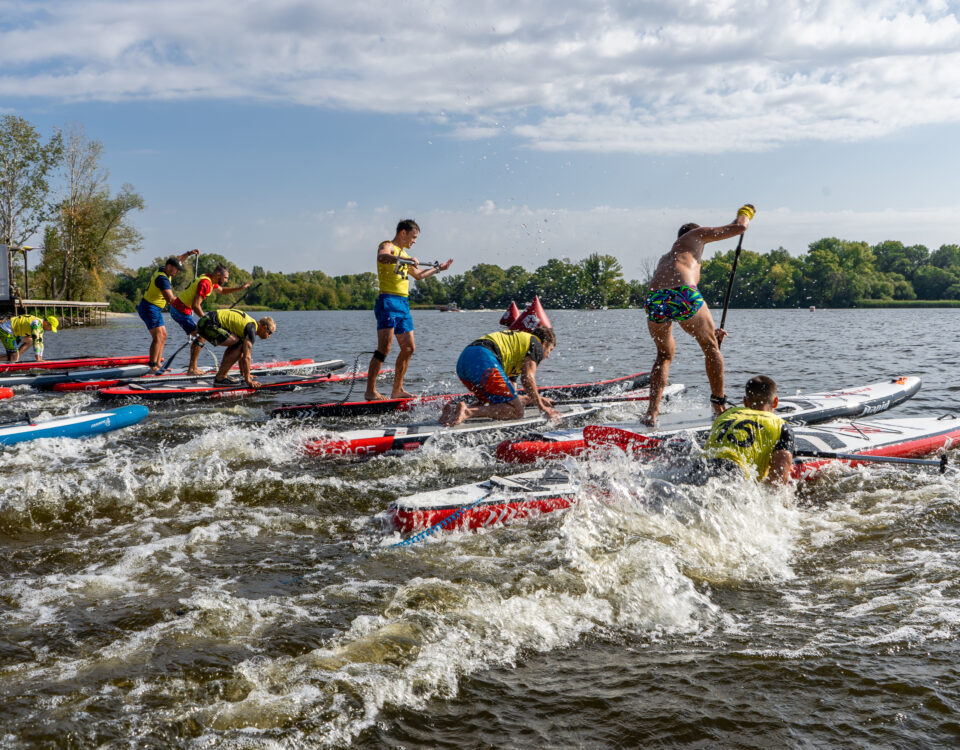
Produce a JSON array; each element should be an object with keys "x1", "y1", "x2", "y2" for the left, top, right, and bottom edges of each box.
[
  {"x1": 794, "y1": 450, "x2": 949, "y2": 473},
  {"x1": 1, "y1": 411, "x2": 33, "y2": 426},
  {"x1": 393, "y1": 257, "x2": 442, "y2": 275},
  {"x1": 717, "y1": 232, "x2": 744, "y2": 347},
  {"x1": 157, "y1": 281, "x2": 262, "y2": 375}
]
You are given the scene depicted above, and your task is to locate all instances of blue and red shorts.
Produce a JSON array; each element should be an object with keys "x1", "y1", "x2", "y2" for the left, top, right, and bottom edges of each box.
[
  {"x1": 456, "y1": 345, "x2": 519, "y2": 404},
  {"x1": 644, "y1": 285, "x2": 705, "y2": 323},
  {"x1": 137, "y1": 299, "x2": 165, "y2": 330},
  {"x1": 168, "y1": 305, "x2": 198, "y2": 335},
  {"x1": 375, "y1": 293, "x2": 414, "y2": 334}
]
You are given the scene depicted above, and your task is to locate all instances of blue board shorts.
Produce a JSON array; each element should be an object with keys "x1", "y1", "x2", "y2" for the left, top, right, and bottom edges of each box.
[
  {"x1": 137, "y1": 299, "x2": 165, "y2": 330},
  {"x1": 375, "y1": 293, "x2": 414, "y2": 334},
  {"x1": 644, "y1": 285, "x2": 705, "y2": 323},
  {"x1": 168, "y1": 305, "x2": 198, "y2": 335},
  {"x1": 456, "y1": 345, "x2": 519, "y2": 404}
]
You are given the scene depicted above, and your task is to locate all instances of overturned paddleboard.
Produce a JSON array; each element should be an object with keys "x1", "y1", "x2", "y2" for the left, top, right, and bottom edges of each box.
[
  {"x1": 0, "y1": 405, "x2": 149, "y2": 446},
  {"x1": 389, "y1": 412, "x2": 960, "y2": 533},
  {"x1": 495, "y1": 376, "x2": 922, "y2": 463}
]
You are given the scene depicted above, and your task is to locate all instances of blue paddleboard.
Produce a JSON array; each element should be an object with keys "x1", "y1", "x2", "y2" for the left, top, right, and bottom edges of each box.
[{"x1": 0, "y1": 405, "x2": 149, "y2": 446}]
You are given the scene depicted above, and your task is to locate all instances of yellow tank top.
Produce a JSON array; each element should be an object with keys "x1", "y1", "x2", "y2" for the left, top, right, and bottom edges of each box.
[
  {"x1": 478, "y1": 331, "x2": 538, "y2": 377},
  {"x1": 177, "y1": 274, "x2": 213, "y2": 310},
  {"x1": 704, "y1": 407, "x2": 787, "y2": 479},
  {"x1": 376, "y1": 242, "x2": 411, "y2": 297},
  {"x1": 214, "y1": 309, "x2": 257, "y2": 338},
  {"x1": 11, "y1": 316, "x2": 42, "y2": 337},
  {"x1": 141, "y1": 267, "x2": 172, "y2": 309}
]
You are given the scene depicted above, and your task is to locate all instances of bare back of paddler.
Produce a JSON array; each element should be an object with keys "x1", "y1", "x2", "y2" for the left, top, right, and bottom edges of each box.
[{"x1": 642, "y1": 204, "x2": 755, "y2": 426}]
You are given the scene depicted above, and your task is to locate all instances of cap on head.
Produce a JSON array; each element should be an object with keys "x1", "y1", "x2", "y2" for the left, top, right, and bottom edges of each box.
[
  {"x1": 166, "y1": 256, "x2": 185, "y2": 271},
  {"x1": 45, "y1": 315, "x2": 59, "y2": 332}
]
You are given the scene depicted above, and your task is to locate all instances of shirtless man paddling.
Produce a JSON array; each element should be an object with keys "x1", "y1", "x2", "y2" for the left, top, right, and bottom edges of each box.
[{"x1": 642, "y1": 204, "x2": 755, "y2": 426}]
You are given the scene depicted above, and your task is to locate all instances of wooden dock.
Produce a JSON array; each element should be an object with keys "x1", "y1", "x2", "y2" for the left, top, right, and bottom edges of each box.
[{"x1": 0, "y1": 299, "x2": 109, "y2": 326}]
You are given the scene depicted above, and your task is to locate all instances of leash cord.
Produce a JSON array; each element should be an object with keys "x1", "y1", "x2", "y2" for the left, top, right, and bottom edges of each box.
[{"x1": 391, "y1": 491, "x2": 493, "y2": 548}]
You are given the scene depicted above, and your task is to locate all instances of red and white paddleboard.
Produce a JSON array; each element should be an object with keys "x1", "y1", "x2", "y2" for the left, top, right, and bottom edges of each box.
[
  {"x1": 495, "y1": 376, "x2": 922, "y2": 463},
  {"x1": 95, "y1": 360, "x2": 357, "y2": 400},
  {"x1": 303, "y1": 402, "x2": 605, "y2": 457},
  {"x1": 51, "y1": 358, "x2": 318, "y2": 392},
  {"x1": 0, "y1": 355, "x2": 150, "y2": 373},
  {"x1": 389, "y1": 413, "x2": 960, "y2": 533}
]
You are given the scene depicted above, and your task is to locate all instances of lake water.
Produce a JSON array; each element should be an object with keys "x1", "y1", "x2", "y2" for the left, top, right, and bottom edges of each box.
[{"x1": 1, "y1": 307, "x2": 959, "y2": 748}]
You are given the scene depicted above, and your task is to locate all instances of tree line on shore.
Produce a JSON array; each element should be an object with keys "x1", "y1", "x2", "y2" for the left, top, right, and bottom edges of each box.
[{"x1": 5, "y1": 115, "x2": 960, "y2": 312}]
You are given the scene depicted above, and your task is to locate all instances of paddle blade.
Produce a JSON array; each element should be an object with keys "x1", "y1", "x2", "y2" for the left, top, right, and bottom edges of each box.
[{"x1": 582, "y1": 425, "x2": 662, "y2": 451}]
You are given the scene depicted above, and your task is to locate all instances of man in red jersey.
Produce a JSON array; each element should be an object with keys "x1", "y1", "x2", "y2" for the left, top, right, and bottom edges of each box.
[{"x1": 169, "y1": 264, "x2": 251, "y2": 374}]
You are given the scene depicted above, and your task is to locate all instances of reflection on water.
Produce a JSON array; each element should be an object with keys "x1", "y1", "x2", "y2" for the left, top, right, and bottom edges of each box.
[{"x1": 2, "y1": 308, "x2": 960, "y2": 748}]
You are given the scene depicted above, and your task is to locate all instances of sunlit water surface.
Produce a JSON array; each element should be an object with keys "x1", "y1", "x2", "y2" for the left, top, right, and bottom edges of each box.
[{"x1": 1, "y1": 308, "x2": 959, "y2": 748}]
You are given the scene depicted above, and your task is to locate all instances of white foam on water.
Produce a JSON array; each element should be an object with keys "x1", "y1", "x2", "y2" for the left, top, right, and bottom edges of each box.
[
  {"x1": 161, "y1": 451, "x2": 815, "y2": 747},
  {"x1": 738, "y1": 465, "x2": 960, "y2": 657}
]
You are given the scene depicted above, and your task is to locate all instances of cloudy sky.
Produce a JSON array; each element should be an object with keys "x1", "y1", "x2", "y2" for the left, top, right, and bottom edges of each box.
[{"x1": 3, "y1": 0, "x2": 960, "y2": 278}]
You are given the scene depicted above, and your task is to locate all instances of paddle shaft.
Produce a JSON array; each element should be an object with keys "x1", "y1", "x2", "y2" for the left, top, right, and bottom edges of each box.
[
  {"x1": 795, "y1": 450, "x2": 948, "y2": 473},
  {"x1": 718, "y1": 232, "x2": 744, "y2": 341}
]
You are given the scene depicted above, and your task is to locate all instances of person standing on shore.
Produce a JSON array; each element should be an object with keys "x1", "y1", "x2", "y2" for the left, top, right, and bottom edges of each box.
[
  {"x1": 364, "y1": 219, "x2": 452, "y2": 400},
  {"x1": 642, "y1": 205, "x2": 755, "y2": 427}
]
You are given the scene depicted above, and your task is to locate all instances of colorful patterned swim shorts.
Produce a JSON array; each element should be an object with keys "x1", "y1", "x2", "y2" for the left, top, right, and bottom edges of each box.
[{"x1": 644, "y1": 285, "x2": 705, "y2": 323}]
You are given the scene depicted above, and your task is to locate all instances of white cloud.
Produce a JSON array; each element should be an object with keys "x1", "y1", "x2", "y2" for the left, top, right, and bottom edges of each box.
[{"x1": 2, "y1": 1, "x2": 959, "y2": 154}]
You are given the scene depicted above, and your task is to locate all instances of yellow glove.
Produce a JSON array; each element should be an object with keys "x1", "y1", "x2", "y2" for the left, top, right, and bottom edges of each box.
[{"x1": 737, "y1": 204, "x2": 756, "y2": 220}]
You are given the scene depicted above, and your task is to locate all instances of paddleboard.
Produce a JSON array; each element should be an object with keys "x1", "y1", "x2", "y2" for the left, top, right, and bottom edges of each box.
[
  {"x1": 50, "y1": 358, "x2": 322, "y2": 392},
  {"x1": 272, "y1": 371, "x2": 651, "y2": 419},
  {"x1": 0, "y1": 355, "x2": 150, "y2": 373},
  {"x1": 495, "y1": 376, "x2": 922, "y2": 463},
  {"x1": 0, "y1": 405, "x2": 149, "y2": 446},
  {"x1": 389, "y1": 413, "x2": 960, "y2": 532},
  {"x1": 1, "y1": 365, "x2": 152, "y2": 388},
  {"x1": 303, "y1": 402, "x2": 605, "y2": 457},
  {"x1": 95, "y1": 361, "x2": 360, "y2": 400}
]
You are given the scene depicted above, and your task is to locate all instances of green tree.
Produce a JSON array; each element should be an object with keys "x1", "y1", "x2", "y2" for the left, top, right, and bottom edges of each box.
[
  {"x1": 34, "y1": 126, "x2": 143, "y2": 300},
  {"x1": 0, "y1": 115, "x2": 64, "y2": 247},
  {"x1": 579, "y1": 253, "x2": 624, "y2": 308},
  {"x1": 929, "y1": 244, "x2": 960, "y2": 270}
]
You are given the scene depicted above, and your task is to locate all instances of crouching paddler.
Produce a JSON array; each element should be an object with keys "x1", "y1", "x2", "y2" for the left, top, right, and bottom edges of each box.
[
  {"x1": 440, "y1": 326, "x2": 559, "y2": 426},
  {"x1": 195, "y1": 309, "x2": 276, "y2": 388}
]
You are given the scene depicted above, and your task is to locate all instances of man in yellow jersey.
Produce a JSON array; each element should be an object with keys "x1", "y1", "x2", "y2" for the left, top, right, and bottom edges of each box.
[
  {"x1": 196, "y1": 309, "x2": 276, "y2": 387},
  {"x1": 439, "y1": 326, "x2": 559, "y2": 426},
  {"x1": 642, "y1": 204, "x2": 755, "y2": 427},
  {"x1": 701, "y1": 375, "x2": 795, "y2": 485},
  {"x1": 0, "y1": 314, "x2": 58, "y2": 362},
  {"x1": 365, "y1": 219, "x2": 453, "y2": 400},
  {"x1": 169, "y1": 264, "x2": 252, "y2": 374},
  {"x1": 137, "y1": 249, "x2": 200, "y2": 372}
]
